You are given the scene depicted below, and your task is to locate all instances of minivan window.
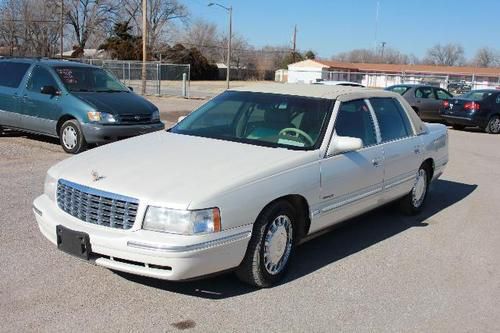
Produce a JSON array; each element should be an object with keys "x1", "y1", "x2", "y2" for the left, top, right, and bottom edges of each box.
[
  {"x1": 27, "y1": 66, "x2": 59, "y2": 93},
  {"x1": 370, "y1": 98, "x2": 411, "y2": 142},
  {"x1": 0, "y1": 62, "x2": 31, "y2": 88},
  {"x1": 335, "y1": 100, "x2": 377, "y2": 146},
  {"x1": 54, "y1": 66, "x2": 127, "y2": 92}
]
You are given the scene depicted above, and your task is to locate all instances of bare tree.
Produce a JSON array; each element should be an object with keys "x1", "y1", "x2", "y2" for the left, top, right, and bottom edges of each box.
[
  {"x1": 122, "y1": 0, "x2": 188, "y2": 54},
  {"x1": 65, "y1": 0, "x2": 119, "y2": 55},
  {"x1": 0, "y1": 0, "x2": 61, "y2": 56},
  {"x1": 180, "y1": 19, "x2": 219, "y2": 62},
  {"x1": 473, "y1": 47, "x2": 499, "y2": 67},
  {"x1": 424, "y1": 43, "x2": 465, "y2": 66}
]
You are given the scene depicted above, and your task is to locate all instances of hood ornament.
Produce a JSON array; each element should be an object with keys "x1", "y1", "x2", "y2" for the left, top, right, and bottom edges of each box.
[{"x1": 91, "y1": 170, "x2": 105, "y2": 182}]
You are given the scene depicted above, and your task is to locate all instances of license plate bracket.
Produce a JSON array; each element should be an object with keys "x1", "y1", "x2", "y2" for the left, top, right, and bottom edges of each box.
[{"x1": 56, "y1": 225, "x2": 91, "y2": 260}]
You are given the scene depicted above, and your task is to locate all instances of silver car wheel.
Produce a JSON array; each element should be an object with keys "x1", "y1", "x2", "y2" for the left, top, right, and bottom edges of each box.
[
  {"x1": 62, "y1": 126, "x2": 78, "y2": 150},
  {"x1": 490, "y1": 117, "x2": 500, "y2": 133},
  {"x1": 263, "y1": 215, "x2": 293, "y2": 275},
  {"x1": 412, "y1": 169, "x2": 427, "y2": 208}
]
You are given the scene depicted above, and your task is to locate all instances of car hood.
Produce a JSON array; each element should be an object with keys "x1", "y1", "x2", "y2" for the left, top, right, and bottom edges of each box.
[
  {"x1": 49, "y1": 131, "x2": 318, "y2": 209},
  {"x1": 72, "y1": 91, "x2": 156, "y2": 115}
]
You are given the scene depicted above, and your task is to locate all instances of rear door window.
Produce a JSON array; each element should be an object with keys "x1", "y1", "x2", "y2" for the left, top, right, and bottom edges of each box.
[
  {"x1": 370, "y1": 98, "x2": 412, "y2": 142},
  {"x1": 0, "y1": 62, "x2": 31, "y2": 88},
  {"x1": 27, "y1": 66, "x2": 59, "y2": 93},
  {"x1": 415, "y1": 87, "x2": 434, "y2": 99},
  {"x1": 435, "y1": 88, "x2": 453, "y2": 100}
]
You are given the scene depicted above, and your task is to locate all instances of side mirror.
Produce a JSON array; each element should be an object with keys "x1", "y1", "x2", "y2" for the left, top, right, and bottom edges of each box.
[
  {"x1": 327, "y1": 135, "x2": 363, "y2": 156},
  {"x1": 40, "y1": 85, "x2": 60, "y2": 96},
  {"x1": 177, "y1": 116, "x2": 186, "y2": 123},
  {"x1": 128, "y1": 86, "x2": 134, "y2": 92}
]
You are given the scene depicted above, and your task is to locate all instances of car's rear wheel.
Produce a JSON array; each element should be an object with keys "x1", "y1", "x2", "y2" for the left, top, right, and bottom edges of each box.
[
  {"x1": 485, "y1": 115, "x2": 500, "y2": 134},
  {"x1": 452, "y1": 124, "x2": 465, "y2": 130},
  {"x1": 60, "y1": 119, "x2": 87, "y2": 154},
  {"x1": 400, "y1": 164, "x2": 431, "y2": 215},
  {"x1": 236, "y1": 200, "x2": 296, "y2": 287}
]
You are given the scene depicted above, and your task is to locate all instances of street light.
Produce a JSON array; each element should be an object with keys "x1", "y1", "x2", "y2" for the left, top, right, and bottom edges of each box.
[{"x1": 208, "y1": 2, "x2": 232, "y2": 89}]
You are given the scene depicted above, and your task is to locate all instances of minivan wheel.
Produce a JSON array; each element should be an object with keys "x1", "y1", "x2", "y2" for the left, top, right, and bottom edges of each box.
[
  {"x1": 400, "y1": 164, "x2": 431, "y2": 215},
  {"x1": 485, "y1": 115, "x2": 500, "y2": 134},
  {"x1": 236, "y1": 200, "x2": 296, "y2": 287},
  {"x1": 60, "y1": 120, "x2": 87, "y2": 154}
]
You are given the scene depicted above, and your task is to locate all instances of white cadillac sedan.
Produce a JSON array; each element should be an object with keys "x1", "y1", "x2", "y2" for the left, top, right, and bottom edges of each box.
[{"x1": 33, "y1": 84, "x2": 448, "y2": 287}]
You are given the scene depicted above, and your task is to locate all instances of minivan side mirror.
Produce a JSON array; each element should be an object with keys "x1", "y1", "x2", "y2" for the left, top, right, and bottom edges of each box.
[
  {"x1": 327, "y1": 135, "x2": 363, "y2": 156},
  {"x1": 40, "y1": 85, "x2": 60, "y2": 96},
  {"x1": 128, "y1": 86, "x2": 134, "y2": 92}
]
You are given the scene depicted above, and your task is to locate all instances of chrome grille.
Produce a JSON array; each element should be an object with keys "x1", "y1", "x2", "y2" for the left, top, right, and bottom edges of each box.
[
  {"x1": 57, "y1": 179, "x2": 139, "y2": 230},
  {"x1": 118, "y1": 114, "x2": 152, "y2": 124}
]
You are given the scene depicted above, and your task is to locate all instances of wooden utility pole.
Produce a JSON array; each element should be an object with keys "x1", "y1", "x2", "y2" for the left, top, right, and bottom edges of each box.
[
  {"x1": 60, "y1": 0, "x2": 64, "y2": 58},
  {"x1": 292, "y1": 25, "x2": 297, "y2": 63},
  {"x1": 141, "y1": 0, "x2": 147, "y2": 95}
]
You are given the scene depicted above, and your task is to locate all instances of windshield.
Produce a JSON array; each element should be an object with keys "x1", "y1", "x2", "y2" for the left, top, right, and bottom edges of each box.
[
  {"x1": 170, "y1": 91, "x2": 334, "y2": 150},
  {"x1": 386, "y1": 86, "x2": 411, "y2": 95},
  {"x1": 459, "y1": 90, "x2": 494, "y2": 101},
  {"x1": 54, "y1": 66, "x2": 128, "y2": 92}
]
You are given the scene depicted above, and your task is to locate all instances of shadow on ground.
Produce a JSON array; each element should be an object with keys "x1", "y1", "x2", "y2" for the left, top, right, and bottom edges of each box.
[{"x1": 117, "y1": 179, "x2": 477, "y2": 299}]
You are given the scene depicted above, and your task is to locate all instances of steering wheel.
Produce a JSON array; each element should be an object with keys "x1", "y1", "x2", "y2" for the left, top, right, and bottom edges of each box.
[{"x1": 278, "y1": 128, "x2": 314, "y2": 146}]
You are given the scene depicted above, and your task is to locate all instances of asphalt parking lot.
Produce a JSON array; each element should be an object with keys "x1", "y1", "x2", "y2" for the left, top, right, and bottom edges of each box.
[{"x1": 0, "y1": 103, "x2": 499, "y2": 332}]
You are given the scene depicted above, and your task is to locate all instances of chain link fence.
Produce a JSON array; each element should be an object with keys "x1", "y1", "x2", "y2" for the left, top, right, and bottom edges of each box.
[{"x1": 80, "y1": 59, "x2": 191, "y2": 97}]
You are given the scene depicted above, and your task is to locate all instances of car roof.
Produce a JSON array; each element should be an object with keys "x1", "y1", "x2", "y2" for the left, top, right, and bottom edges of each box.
[
  {"x1": 229, "y1": 83, "x2": 396, "y2": 101},
  {"x1": 0, "y1": 57, "x2": 99, "y2": 68},
  {"x1": 388, "y1": 84, "x2": 433, "y2": 88},
  {"x1": 314, "y1": 80, "x2": 364, "y2": 86}
]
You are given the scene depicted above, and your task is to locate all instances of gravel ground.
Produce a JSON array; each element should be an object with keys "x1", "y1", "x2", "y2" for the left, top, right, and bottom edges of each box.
[{"x1": 0, "y1": 110, "x2": 499, "y2": 332}]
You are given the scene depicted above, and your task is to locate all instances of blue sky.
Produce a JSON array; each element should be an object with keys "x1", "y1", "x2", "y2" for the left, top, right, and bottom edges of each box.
[{"x1": 186, "y1": 0, "x2": 500, "y2": 59}]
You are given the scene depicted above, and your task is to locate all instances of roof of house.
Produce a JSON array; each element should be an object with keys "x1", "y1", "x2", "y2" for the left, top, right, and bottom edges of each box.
[{"x1": 288, "y1": 59, "x2": 500, "y2": 77}]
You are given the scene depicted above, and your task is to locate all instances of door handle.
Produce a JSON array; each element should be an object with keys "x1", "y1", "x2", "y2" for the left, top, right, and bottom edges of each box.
[{"x1": 372, "y1": 158, "x2": 382, "y2": 167}]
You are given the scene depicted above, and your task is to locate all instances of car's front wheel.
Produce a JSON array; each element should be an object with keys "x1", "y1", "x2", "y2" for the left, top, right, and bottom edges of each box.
[
  {"x1": 236, "y1": 200, "x2": 296, "y2": 287},
  {"x1": 400, "y1": 164, "x2": 431, "y2": 215},
  {"x1": 60, "y1": 119, "x2": 87, "y2": 154},
  {"x1": 485, "y1": 115, "x2": 500, "y2": 134}
]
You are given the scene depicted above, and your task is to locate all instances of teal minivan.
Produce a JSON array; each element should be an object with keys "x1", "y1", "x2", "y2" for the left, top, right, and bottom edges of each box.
[{"x1": 0, "y1": 58, "x2": 164, "y2": 153}]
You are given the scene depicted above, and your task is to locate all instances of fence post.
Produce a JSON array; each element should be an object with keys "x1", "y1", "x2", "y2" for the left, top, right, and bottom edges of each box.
[
  {"x1": 156, "y1": 63, "x2": 161, "y2": 96},
  {"x1": 182, "y1": 73, "x2": 187, "y2": 98}
]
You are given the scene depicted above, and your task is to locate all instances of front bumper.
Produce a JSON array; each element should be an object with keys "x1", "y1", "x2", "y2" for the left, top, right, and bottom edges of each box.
[
  {"x1": 81, "y1": 122, "x2": 165, "y2": 144},
  {"x1": 33, "y1": 195, "x2": 251, "y2": 281}
]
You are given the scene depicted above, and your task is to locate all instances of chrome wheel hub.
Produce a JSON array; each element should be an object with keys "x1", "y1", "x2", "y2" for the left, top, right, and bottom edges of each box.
[
  {"x1": 62, "y1": 126, "x2": 77, "y2": 149},
  {"x1": 490, "y1": 117, "x2": 500, "y2": 133},
  {"x1": 412, "y1": 169, "x2": 427, "y2": 208},
  {"x1": 263, "y1": 215, "x2": 293, "y2": 275}
]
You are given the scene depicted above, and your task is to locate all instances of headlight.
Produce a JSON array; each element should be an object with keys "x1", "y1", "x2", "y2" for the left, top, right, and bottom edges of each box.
[
  {"x1": 44, "y1": 173, "x2": 57, "y2": 202},
  {"x1": 87, "y1": 111, "x2": 117, "y2": 123},
  {"x1": 151, "y1": 109, "x2": 160, "y2": 121},
  {"x1": 143, "y1": 207, "x2": 221, "y2": 235}
]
